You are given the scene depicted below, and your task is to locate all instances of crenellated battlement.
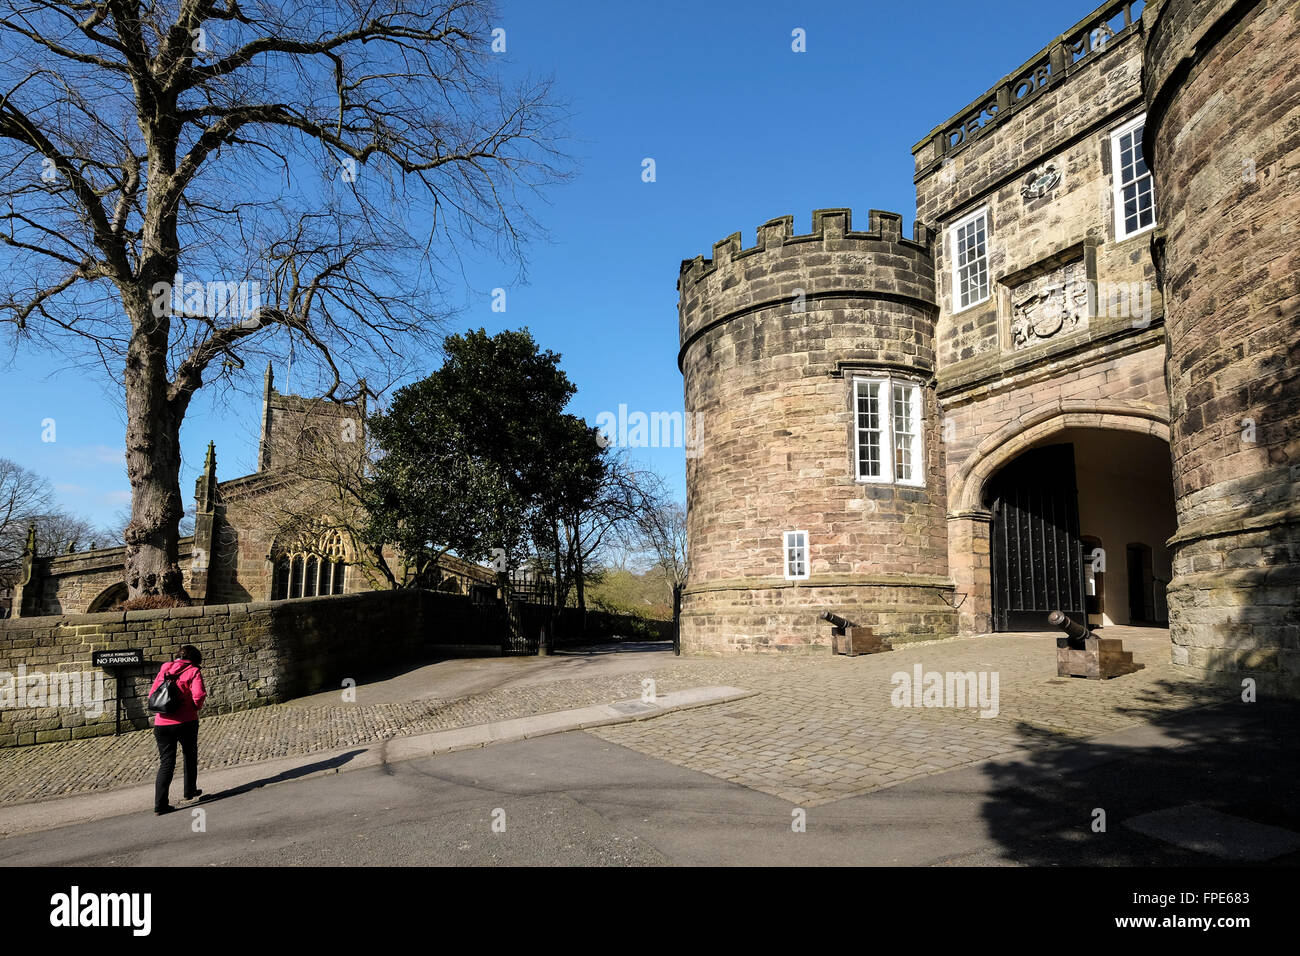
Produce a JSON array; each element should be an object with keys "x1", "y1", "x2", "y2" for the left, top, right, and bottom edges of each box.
[
  {"x1": 678, "y1": 208, "x2": 934, "y2": 288},
  {"x1": 677, "y1": 208, "x2": 937, "y2": 366}
]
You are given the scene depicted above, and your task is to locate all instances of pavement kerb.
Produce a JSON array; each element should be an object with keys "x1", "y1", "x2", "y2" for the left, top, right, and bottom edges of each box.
[{"x1": 0, "y1": 685, "x2": 757, "y2": 840}]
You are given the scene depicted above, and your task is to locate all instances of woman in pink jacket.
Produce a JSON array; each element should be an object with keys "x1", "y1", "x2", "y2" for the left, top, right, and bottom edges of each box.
[{"x1": 148, "y1": 644, "x2": 207, "y2": 815}]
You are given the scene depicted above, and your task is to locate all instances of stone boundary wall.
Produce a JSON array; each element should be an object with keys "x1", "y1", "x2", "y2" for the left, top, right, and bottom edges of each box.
[{"x1": 0, "y1": 589, "x2": 485, "y2": 748}]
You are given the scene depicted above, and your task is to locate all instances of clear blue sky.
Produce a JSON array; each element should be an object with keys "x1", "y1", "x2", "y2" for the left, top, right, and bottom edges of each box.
[{"x1": 0, "y1": 0, "x2": 1102, "y2": 530}]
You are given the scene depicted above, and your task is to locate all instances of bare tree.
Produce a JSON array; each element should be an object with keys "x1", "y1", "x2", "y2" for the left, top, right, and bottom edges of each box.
[
  {"x1": 563, "y1": 454, "x2": 647, "y2": 624},
  {"x1": 0, "y1": 457, "x2": 52, "y2": 584},
  {"x1": 0, "y1": 456, "x2": 108, "y2": 584},
  {"x1": 107, "y1": 501, "x2": 194, "y2": 544},
  {"x1": 0, "y1": 1, "x2": 567, "y2": 598},
  {"x1": 636, "y1": 479, "x2": 688, "y2": 605},
  {"x1": 31, "y1": 509, "x2": 103, "y2": 554},
  {"x1": 529, "y1": 454, "x2": 678, "y2": 639}
]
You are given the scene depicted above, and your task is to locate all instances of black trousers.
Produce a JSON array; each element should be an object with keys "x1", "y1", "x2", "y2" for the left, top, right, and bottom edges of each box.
[{"x1": 154, "y1": 720, "x2": 199, "y2": 810}]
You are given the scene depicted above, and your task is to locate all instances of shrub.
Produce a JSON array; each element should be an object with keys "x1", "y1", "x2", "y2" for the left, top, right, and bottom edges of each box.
[{"x1": 120, "y1": 594, "x2": 192, "y2": 611}]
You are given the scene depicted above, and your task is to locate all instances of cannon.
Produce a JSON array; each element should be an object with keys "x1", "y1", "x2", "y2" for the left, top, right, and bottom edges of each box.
[
  {"x1": 1047, "y1": 609, "x2": 1143, "y2": 679},
  {"x1": 821, "y1": 610, "x2": 892, "y2": 657},
  {"x1": 1047, "y1": 609, "x2": 1090, "y2": 648}
]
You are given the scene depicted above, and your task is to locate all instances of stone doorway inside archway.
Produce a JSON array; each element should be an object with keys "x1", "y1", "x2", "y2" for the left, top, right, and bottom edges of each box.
[{"x1": 986, "y1": 428, "x2": 1177, "y2": 632}]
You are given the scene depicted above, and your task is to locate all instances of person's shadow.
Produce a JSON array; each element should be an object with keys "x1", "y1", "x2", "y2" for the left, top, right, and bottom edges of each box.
[{"x1": 193, "y1": 749, "x2": 366, "y2": 805}]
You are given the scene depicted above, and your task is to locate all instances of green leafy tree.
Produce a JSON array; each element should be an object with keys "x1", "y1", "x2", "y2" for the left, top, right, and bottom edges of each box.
[{"x1": 365, "y1": 328, "x2": 601, "y2": 587}]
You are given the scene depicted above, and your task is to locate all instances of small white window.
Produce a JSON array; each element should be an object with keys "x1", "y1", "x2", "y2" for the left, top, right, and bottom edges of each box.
[
  {"x1": 1111, "y1": 113, "x2": 1156, "y2": 239},
  {"x1": 854, "y1": 376, "x2": 925, "y2": 486},
  {"x1": 783, "y1": 531, "x2": 809, "y2": 580},
  {"x1": 949, "y1": 207, "x2": 989, "y2": 312}
]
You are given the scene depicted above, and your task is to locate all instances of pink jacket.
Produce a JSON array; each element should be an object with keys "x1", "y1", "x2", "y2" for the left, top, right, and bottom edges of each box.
[{"x1": 149, "y1": 660, "x2": 207, "y2": 726}]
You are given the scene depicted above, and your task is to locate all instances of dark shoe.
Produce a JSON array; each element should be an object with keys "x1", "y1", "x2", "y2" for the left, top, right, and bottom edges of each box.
[
  {"x1": 183, "y1": 790, "x2": 203, "y2": 801},
  {"x1": 155, "y1": 805, "x2": 176, "y2": 815}
]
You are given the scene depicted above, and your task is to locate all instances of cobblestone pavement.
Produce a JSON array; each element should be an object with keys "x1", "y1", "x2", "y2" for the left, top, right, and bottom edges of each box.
[
  {"x1": 0, "y1": 628, "x2": 1219, "y2": 809},
  {"x1": 590, "y1": 628, "x2": 1225, "y2": 807}
]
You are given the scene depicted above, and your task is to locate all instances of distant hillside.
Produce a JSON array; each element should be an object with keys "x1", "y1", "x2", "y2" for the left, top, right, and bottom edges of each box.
[{"x1": 587, "y1": 566, "x2": 673, "y2": 621}]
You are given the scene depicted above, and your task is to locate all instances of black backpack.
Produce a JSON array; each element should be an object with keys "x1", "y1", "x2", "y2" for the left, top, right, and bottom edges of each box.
[{"x1": 147, "y1": 662, "x2": 193, "y2": 714}]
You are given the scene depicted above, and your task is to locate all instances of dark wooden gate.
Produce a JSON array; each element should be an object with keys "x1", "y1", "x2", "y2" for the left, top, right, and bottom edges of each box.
[{"x1": 989, "y1": 443, "x2": 1087, "y2": 632}]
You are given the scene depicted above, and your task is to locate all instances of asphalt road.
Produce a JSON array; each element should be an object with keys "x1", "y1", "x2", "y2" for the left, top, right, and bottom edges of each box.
[
  {"x1": 280, "y1": 641, "x2": 676, "y2": 710},
  {"x1": 2, "y1": 699, "x2": 1297, "y2": 866}
]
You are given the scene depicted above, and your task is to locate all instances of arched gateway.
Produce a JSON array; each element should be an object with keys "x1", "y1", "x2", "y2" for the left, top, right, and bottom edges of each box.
[{"x1": 950, "y1": 406, "x2": 1176, "y2": 633}]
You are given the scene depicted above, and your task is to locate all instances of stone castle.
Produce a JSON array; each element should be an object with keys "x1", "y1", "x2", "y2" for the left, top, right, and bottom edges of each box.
[{"x1": 677, "y1": 0, "x2": 1299, "y2": 694}]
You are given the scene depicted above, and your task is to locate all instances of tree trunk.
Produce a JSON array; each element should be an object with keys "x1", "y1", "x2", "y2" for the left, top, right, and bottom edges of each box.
[
  {"x1": 552, "y1": 518, "x2": 564, "y2": 639},
  {"x1": 122, "y1": 331, "x2": 187, "y2": 600},
  {"x1": 672, "y1": 583, "x2": 683, "y2": 656},
  {"x1": 575, "y1": 534, "x2": 587, "y2": 638}
]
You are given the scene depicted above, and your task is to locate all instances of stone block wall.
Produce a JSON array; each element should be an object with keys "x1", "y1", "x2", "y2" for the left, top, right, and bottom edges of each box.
[
  {"x1": 914, "y1": 0, "x2": 1159, "y2": 379},
  {"x1": 0, "y1": 589, "x2": 484, "y2": 747},
  {"x1": 940, "y1": 335, "x2": 1171, "y2": 632},
  {"x1": 677, "y1": 209, "x2": 957, "y2": 653},
  {"x1": 907, "y1": 0, "x2": 1174, "y2": 637},
  {"x1": 1144, "y1": 0, "x2": 1300, "y2": 694},
  {"x1": 16, "y1": 540, "x2": 196, "y2": 617}
]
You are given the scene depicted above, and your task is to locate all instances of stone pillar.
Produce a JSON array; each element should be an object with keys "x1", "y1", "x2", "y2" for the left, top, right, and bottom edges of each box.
[
  {"x1": 947, "y1": 511, "x2": 992, "y2": 635},
  {"x1": 1145, "y1": 0, "x2": 1300, "y2": 695},
  {"x1": 190, "y1": 441, "x2": 219, "y2": 605},
  {"x1": 11, "y1": 524, "x2": 38, "y2": 619}
]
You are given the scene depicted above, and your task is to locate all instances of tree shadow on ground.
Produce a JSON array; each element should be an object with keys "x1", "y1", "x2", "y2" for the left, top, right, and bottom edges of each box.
[{"x1": 979, "y1": 680, "x2": 1300, "y2": 865}]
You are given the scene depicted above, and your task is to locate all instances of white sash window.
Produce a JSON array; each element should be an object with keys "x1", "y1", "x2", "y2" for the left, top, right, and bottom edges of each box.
[
  {"x1": 1111, "y1": 113, "x2": 1156, "y2": 239},
  {"x1": 950, "y1": 207, "x2": 989, "y2": 311},
  {"x1": 854, "y1": 376, "x2": 925, "y2": 486}
]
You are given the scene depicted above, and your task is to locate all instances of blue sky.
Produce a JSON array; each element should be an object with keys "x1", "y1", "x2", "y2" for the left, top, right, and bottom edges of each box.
[{"x1": 0, "y1": 0, "x2": 1103, "y2": 530}]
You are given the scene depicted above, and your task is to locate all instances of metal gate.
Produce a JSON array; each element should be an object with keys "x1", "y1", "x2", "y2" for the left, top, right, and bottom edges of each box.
[
  {"x1": 469, "y1": 574, "x2": 555, "y2": 655},
  {"x1": 989, "y1": 443, "x2": 1087, "y2": 631}
]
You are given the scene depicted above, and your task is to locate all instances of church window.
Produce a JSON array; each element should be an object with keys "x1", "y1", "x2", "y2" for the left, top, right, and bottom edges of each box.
[
  {"x1": 289, "y1": 555, "x2": 303, "y2": 597},
  {"x1": 271, "y1": 528, "x2": 352, "y2": 600},
  {"x1": 272, "y1": 556, "x2": 290, "y2": 600}
]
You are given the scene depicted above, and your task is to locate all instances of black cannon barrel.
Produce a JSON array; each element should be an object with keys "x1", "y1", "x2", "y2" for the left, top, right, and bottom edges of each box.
[
  {"x1": 820, "y1": 611, "x2": 853, "y2": 630},
  {"x1": 1047, "y1": 609, "x2": 1090, "y2": 642}
]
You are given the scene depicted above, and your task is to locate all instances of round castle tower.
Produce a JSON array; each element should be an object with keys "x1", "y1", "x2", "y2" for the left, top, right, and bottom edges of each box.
[
  {"x1": 1145, "y1": 0, "x2": 1300, "y2": 693},
  {"x1": 677, "y1": 208, "x2": 957, "y2": 653}
]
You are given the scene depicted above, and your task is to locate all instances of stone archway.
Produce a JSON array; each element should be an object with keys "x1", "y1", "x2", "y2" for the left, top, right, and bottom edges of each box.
[
  {"x1": 951, "y1": 400, "x2": 1170, "y2": 515},
  {"x1": 87, "y1": 581, "x2": 129, "y2": 612},
  {"x1": 946, "y1": 401, "x2": 1171, "y2": 635}
]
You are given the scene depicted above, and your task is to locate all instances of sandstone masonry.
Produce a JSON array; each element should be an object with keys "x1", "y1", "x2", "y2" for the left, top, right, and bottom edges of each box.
[{"x1": 675, "y1": 0, "x2": 1299, "y2": 689}]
